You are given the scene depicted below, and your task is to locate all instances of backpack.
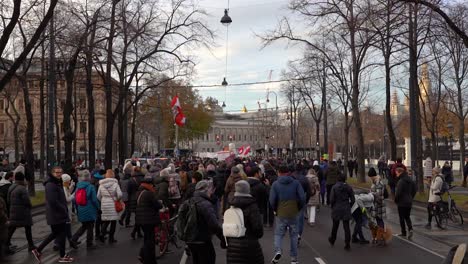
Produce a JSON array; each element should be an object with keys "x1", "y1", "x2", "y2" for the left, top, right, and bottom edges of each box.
[
  {"x1": 75, "y1": 188, "x2": 87, "y2": 206},
  {"x1": 176, "y1": 199, "x2": 201, "y2": 242},
  {"x1": 222, "y1": 206, "x2": 246, "y2": 240},
  {"x1": 437, "y1": 175, "x2": 449, "y2": 195}
]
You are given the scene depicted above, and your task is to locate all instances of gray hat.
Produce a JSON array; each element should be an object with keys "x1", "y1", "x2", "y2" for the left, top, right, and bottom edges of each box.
[
  {"x1": 195, "y1": 180, "x2": 209, "y2": 193},
  {"x1": 234, "y1": 180, "x2": 251, "y2": 197},
  {"x1": 231, "y1": 166, "x2": 240, "y2": 174}
]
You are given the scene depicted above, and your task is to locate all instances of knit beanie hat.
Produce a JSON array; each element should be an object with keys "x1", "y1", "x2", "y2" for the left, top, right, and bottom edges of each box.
[
  {"x1": 234, "y1": 180, "x2": 251, "y2": 197},
  {"x1": 368, "y1": 167, "x2": 377, "y2": 177},
  {"x1": 195, "y1": 180, "x2": 209, "y2": 194},
  {"x1": 61, "y1": 174, "x2": 72, "y2": 183},
  {"x1": 231, "y1": 166, "x2": 240, "y2": 174},
  {"x1": 313, "y1": 160, "x2": 319, "y2": 166}
]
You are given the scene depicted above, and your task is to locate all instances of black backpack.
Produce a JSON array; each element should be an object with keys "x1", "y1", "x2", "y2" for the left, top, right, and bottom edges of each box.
[{"x1": 176, "y1": 198, "x2": 201, "y2": 242}]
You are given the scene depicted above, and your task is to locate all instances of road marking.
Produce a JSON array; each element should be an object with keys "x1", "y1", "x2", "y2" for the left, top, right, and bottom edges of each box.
[
  {"x1": 315, "y1": 257, "x2": 326, "y2": 264},
  {"x1": 393, "y1": 235, "x2": 445, "y2": 259}
]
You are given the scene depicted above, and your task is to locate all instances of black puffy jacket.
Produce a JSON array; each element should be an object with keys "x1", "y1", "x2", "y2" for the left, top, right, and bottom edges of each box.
[
  {"x1": 189, "y1": 191, "x2": 223, "y2": 243},
  {"x1": 395, "y1": 173, "x2": 417, "y2": 207},
  {"x1": 226, "y1": 196, "x2": 264, "y2": 264},
  {"x1": 135, "y1": 186, "x2": 162, "y2": 226}
]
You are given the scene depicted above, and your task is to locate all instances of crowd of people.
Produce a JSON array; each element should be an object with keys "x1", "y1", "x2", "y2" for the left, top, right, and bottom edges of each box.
[{"x1": 0, "y1": 155, "x2": 465, "y2": 264}]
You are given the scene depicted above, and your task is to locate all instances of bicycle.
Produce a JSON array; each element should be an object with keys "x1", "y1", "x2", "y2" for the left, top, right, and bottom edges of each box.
[
  {"x1": 430, "y1": 186, "x2": 464, "y2": 229},
  {"x1": 155, "y1": 209, "x2": 180, "y2": 259}
]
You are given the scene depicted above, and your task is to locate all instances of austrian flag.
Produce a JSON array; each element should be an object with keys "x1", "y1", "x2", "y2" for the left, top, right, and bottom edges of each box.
[{"x1": 170, "y1": 95, "x2": 186, "y2": 127}]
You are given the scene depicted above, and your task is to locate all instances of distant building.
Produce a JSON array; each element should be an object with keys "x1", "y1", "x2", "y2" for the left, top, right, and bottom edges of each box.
[{"x1": 0, "y1": 58, "x2": 121, "y2": 162}]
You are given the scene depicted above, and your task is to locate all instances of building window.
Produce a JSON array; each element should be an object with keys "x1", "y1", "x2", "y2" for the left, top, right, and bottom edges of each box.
[
  {"x1": 0, "y1": 99, "x2": 4, "y2": 112},
  {"x1": 202, "y1": 148, "x2": 206, "y2": 152},
  {"x1": 0, "y1": 123, "x2": 4, "y2": 136},
  {"x1": 80, "y1": 145, "x2": 87, "y2": 152},
  {"x1": 244, "y1": 135, "x2": 247, "y2": 141},
  {"x1": 80, "y1": 122, "x2": 87, "y2": 133},
  {"x1": 79, "y1": 97, "x2": 86, "y2": 109}
]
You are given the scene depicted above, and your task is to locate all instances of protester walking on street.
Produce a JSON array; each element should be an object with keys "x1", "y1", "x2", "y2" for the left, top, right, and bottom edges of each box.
[
  {"x1": 5, "y1": 172, "x2": 36, "y2": 254},
  {"x1": 247, "y1": 166, "x2": 269, "y2": 221},
  {"x1": 56, "y1": 174, "x2": 78, "y2": 250},
  {"x1": 97, "y1": 169, "x2": 123, "y2": 243},
  {"x1": 0, "y1": 172, "x2": 13, "y2": 214},
  {"x1": 368, "y1": 168, "x2": 386, "y2": 245},
  {"x1": 442, "y1": 161, "x2": 453, "y2": 187},
  {"x1": 0, "y1": 195, "x2": 7, "y2": 260},
  {"x1": 135, "y1": 176, "x2": 162, "y2": 264},
  {"x1": 325, "y1": 161, "x2": 340, "y2": 206},
  {"x1": 463, "y1": 157, "x2": 468, "y2": 187},
  {"x1": 180, "y1": 180, "x2": 226, "y2": 264},
  {"x1": 328, "y1": 174, "x2": 355, "y2": 251},
  {"x1": 394, "y1": 167, "x2": 417, "y2": 239},
  {"x1": 225, "y1": 180, "x2": 264, "y2": 264},
  {"x1": 269, "y1": 163, "x2": 305, "y2": 264},
  {"x1": 291, "y1": 163, "x2": 310, "y2": 244},
  {"x1": 71, "y1": 169, "x2": 100, "y2": 249},
  {"x1": 225, "y1": 166, "x2": 243, "y2": 206},
  {"x1": 306, "y1": 168, "x2": 320, "y2": 226},
  {"x1": 426, "y1": 168, "x2": 444, "y2": 229},
  {"x1": 33, "y1": 166, "x2": 73, "y2": 263},
  {"x1": 118, "y1": 167, "x2": 131, "y2": 226}
]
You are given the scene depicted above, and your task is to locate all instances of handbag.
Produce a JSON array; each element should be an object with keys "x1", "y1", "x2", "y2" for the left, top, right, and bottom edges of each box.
[{"x1": 105, "y1": 186, "x2": 124, "y2": 213}]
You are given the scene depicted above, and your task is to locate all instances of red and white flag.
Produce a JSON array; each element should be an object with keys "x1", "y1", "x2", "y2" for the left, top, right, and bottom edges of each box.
[
  {"x1": 244, "y1": 145, "x2": 251, "y2": 155},
  {"x1": 170, "y1": 95, "x2": 186, "y2": 127},
  {"x1": 238, "y1": 146, "x2": 245, "y2": 155}
]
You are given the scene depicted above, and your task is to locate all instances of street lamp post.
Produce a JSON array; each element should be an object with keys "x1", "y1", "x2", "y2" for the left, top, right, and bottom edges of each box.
[
  {"x1": 447, "y1": 122, "x2": 454, "y2": 165},
  {"x1": 267, "y1": 90, "x2": 279, "y2": 156}
]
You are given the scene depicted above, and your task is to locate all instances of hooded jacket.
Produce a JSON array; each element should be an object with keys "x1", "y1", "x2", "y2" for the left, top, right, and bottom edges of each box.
[
  {"x1": 226, "y1": 195, "x2": 264, "y2": 264},
  {"x1": 269, "y1": 175, "x2": 306, "y2": 218},
  {"x1": 189, "y1": 191, "x2": 223, "y2": 243},
  {"x1": 97, "y1": 178, "x2": 123, "y2": 221},
  {"x1": 326, "y1": 164, "x2": 340, "y2": 186},
  {"x1": 7, "y1": 181, "x2": 33, "y2": 227},
  {"x1": 44, "y1": 175, "x2": 69, "y2": 225},
  {"x1": 0, "y1": 178, "x2": 12, "y2": 213},
  {"x1": 394, "y1": 172, "x2": 417, "y2": 207},
  {"x1": 74, "y1": 181, "x2": 100, "y2": 223},
  {"x1": 330, "y1": 181, "x2": 355, "y2": 221}
]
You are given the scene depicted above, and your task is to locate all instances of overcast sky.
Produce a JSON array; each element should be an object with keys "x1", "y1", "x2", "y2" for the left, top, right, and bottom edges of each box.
[{"x1": 191, "y1": 0, "x2": 302, "y2": 112}]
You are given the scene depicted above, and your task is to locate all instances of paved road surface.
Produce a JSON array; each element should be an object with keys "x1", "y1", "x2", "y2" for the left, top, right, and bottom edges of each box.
[{"x1": 3, "y1": 203, "x2": 449, "y2": 264}]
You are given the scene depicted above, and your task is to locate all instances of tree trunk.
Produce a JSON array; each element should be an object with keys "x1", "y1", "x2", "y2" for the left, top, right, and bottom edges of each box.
[
  {"x1": 315, "y1": 120, "x2": 320, "y2": 159},
  {"x1": 39, "y1": 44, "x2": 46, "y2": 179},
  {"x1": 343, "y1": 113, "x2": 350, "y2": 178},
  {"x1": 85, "y1": 24, "x2": 97, "y2": 170},
  {"x1": 54, "y1": 82, "x2": 61, "y2": 163},
  {"x1": 104, "y1": 0, "x2": 120, "y2": 169},
  {"x1": 20, "y1": 78, "x2": 35, "y2": 196},
  {"x1": 130, "y1": 85, "x2": 138, "y2": 156},
  {"x1": 385, "y1": 60, "x2": 397, "y2": 161},
  {"x1": 322, "y1": 62, "x2": 328, "y2": 156}
]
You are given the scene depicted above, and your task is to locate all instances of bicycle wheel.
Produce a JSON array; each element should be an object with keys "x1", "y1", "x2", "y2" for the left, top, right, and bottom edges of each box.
[
  {"x1": 435, "y1": 213, "x2": 448, "y2": 229},
  {"x1": 451, "y1": 206, "x2": 464, "y2": 225},
  {"x1": 155, "y1": 225, "x2": 169, "y2": 259}
]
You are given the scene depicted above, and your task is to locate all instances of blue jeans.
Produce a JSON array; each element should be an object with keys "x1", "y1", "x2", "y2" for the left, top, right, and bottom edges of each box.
[
  {"x1": 296, "y1": 207, "x2": 305, "y2": 236},
  {"x1": 274, "y1": 217, "x2": 298, "y2": 259}
]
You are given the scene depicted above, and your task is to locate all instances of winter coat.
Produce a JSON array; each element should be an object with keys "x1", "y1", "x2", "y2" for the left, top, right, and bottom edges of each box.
[
  {"x1": 0, "y1": 178, "x2": 11, "y2": 214},
  {"x1": 97, "y1": 178, "x2": 123, "y2": 221},
  {"x1": 74, "y1": 181, "x2": 100, "y2": 223},
  {"x1": 0, "y1": 196, "x2": 7, "y2": 242},
  {"x1": 306, "y1": 174, "x2": 320, "y2": 206},
  {"x1": 135, "y1": 186, "x2": 162, "y2": 226},
  {"x1": 326, "y1": 165, "x2": 340, "y2": 186},
  {"x1": 442, "y1": 166, "x2": 453, "y2": 184},
  {"x1": 292, "y1": 171, "x2": 311, "y2": 202},
  {"x1": 189, "y1": 191, "x2": 223, "y2": 243},
  {"x1": 428, "y1": 175, "x2": 443, "y2": 203},
  {"x1": 330, "y1": 181, "x2": 355, "y2": 221},
  {"x1": 394, "y1": 172, "x2": 417, "y2": 208},
  {"x1": 423, "y1": 158, "x2": 432, "y2": 178},
  {"x1": 225, "y1": 173, "x2": 243, "y2": 204},
  {"x1": 370, "y1": 177, "x2": 386, "y2": 219},
  {"x1": 44, "y1": 176, "x2": 69, "y2": 225},
  {"x1": 464, "y1": 162, "x2": 468, "y2": 177},
  {"x1": 247, "y1": 177, "x2": 268, "y2": 215},
  {"x1": 269, "y1": 176, "x2": 306, "y2": 219},
  {"x1": 214, "y1": 169, "x2": 228, "y2": 198},
  {"x1": 127, "y1": 177, "x2": 139, "y2": 212},
  {"x1": 226, "y1": 196, "x2": 264, "y2": 264},
  {"x1": 154, "y1": 176, "x2": 169, "y2": 206},
  {"x1": 7, "y1": 182, "x2": 33, "y2": 227},
  {"x1": 63, "y1": 185, "x2": 73, "y2": 221},
  {"x1": 264, "y1": 169, "x2": 278, "y2": 184},
  {"x1": 119, "y1": 175, "x2": 130, "y2": 202}
]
